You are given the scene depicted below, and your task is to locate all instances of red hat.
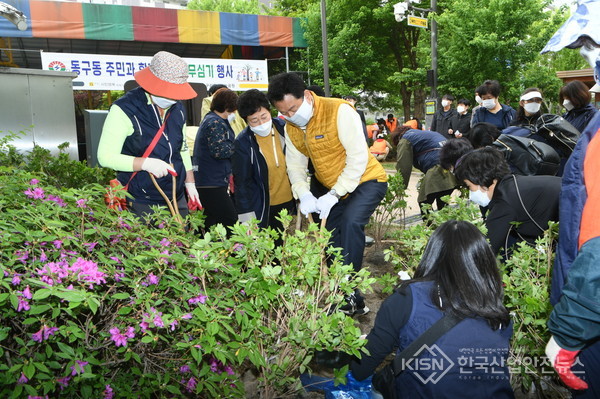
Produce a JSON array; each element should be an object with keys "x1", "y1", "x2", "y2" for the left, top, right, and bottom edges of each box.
[{"x1": 134, "y1": 51, "x2": 197, "y2": 100}]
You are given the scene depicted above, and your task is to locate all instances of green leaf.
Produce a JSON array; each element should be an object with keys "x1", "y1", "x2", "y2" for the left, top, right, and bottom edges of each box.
[
  {"x1": 112, "y1": 292, "x2": 130, "y2": 300},
  {"x1": 29, "y1": 305, "x2": 51, "y2": 315},
  {"x1": 32, "y1": 289, "x2": 52, "y2": 300},
  {"x1": 33, "y1": 362, "x2": 50, "y2": 373},
  {"x1": 118, "y1": 306, "x2": 132, "y2": 315},
  {"x1": 55, "y1": 290, "x2": 86, "y2": 302},
  {"x1": 141, "y1": 336, "x2": 153, "y2": 344},
  {"x1": 56, "y1": 342, "x2": 75, "y2": 357},
  {"x1": 23, "y1": 362, "x2": 35, "y2": 379}
]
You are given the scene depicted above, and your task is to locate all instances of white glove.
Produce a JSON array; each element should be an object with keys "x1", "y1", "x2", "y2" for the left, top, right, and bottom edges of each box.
[
  {"x1": 316, "y1": 193, "x2": 339, "y2": 219},
  {"x1": 141, "y1": 158, "x2": 177, "y2": 178},
  {"x1": 299, "y1": 192, "x2": 319, "y2": 217},
  {"x1": 185, "y1": 182, "x2": 201, "y2": 209}
]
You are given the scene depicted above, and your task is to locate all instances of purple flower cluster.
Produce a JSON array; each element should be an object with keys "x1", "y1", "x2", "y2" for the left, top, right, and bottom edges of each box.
[
  {"x1": 35, "y1": 257, "x2": 106, "y2": 288},
  {"x1": 188, "y1": 293, "x2": 207, "y2": 305},
  {"x1": 141, "y1": 272, "x2": 160, "y2": 286},
  {"x1": 70, "y1": 360, "x2": 88, "y2": 376},
  {"x1": 32, "y1": 325, "x2": 59, "y2": 342},
  {"x1": 23, "y1": 180, "x2": 66, "y2": 207},
  {"x1": 16, "y1": 285, "x2": 32, "y2": 312},
  {"x1": 104, "y1": 385, "x2": 114, "y2": 399},
  {"x1": 109, "y1": 326, "x2": 135, "y2": 347},
  {"x1": 208, "y1": 357, "x2": 235, "y2": 376}
]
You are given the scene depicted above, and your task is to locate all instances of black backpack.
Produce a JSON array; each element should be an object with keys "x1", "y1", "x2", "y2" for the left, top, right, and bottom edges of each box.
[
  {"x1": 490, "y1": 134, "x2": 560, "y2": 176},
  {"x1": 534, "y1": 114, "x2": 580, "y2": 155}
]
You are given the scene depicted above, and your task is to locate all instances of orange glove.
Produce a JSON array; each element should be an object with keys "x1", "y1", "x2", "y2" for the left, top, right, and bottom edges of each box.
[{"x1": 546, "y1": 336, "x2": 588, "y2": 390}]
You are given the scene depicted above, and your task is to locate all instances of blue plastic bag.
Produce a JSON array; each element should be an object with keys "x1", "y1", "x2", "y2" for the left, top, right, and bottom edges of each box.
[{"x1": 301, "y1": 371, "x2": 374, "y2": 399}]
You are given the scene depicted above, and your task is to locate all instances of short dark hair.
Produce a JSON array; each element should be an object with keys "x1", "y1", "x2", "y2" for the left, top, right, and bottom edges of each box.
[
  {"x1": 267, "y1": 72, "x2": 306, "y2": 104},
  {"x1": 454, "y1": 147, "x2": 511, "y2": 187},
  {"x1": 476, "y1": 80, "x2": 501, "y2": 98},
  {"x1": 210, "y1": 88, "x2": 238, "y2": 113},
  {"x1": 344, "y1": 95, "x2": 357, "y2": 101},
  {"x1": 442, "y1": 94, "x2": 455, "y2": 101},
  {"x1": 387, "y1": 113, "x2": 394, "y2": 119},
  {"x1": 408, "y1": 220, "x2": 510, "y2": 330},
  {"x1": 237, "y1": 89, "x2": 270, "y2": 121},
  {"x1": 469, "y1": 122, "x2": 501, "y2": 148},
  {"x1": 440, "y1": 138, "x2": 474, "y2": 170},
  {"x1": 208, "y1": 84, "x2": 227, "y2": 96},
  {"x1": 307, "y1": 84, "x2": 326, "y2": 97},
  {"x1": 457, "y1": 98, "x2": 471, "y2": 106},
  {"x1": 560, "y1": 80, "x2": 592, "y2": 109}
]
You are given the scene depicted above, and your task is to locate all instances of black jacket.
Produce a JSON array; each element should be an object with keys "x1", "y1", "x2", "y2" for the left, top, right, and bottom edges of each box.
[
  {"x1": 563, "y1": 104, "x2": 599, "y2": 134},
  {"x1": 231, "y1": 118, "x2": 288, "y2": 228},
  {"x1": 449, "y1": 112, "x2": 472, "y2": 137},
  {"x1": 431, "y1": 108, "x2": 458, "y2": 139},
  {"x1": 486, "y1": 174, "x2": 561, "y2": 255}
]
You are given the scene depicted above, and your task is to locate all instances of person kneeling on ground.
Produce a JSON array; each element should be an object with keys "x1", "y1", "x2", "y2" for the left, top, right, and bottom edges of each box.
[
  {"x1": 351, "y1": 220, "x2": 514, "y2": 398},
  {"x1": 369, "y1": 133, "x2": 392, "y2": 161}
]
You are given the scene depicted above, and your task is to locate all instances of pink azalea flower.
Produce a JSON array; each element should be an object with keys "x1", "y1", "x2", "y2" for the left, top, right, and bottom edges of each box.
[
  {"x1": 109, "y1": 327, "x2": 128, "y2": 347},
  {"x1": 24, "y1": 187, "x2": 45, "y2": 199},
  {"x1": 17, "y1": 298, "x2": 30, "y2": 312},
  {"x1": 104, "y1": 385, "x2": 114, "y2": 399},
  {"x1": 169, "y1": 320, "x2": 179, "y2": 331},
  {"x1": 57, "y1": 376, "x2": 71, "y2": 390},
  {"x1": 188, "y1": 294, "x2": 207, "y2": 305},
  {"x1": 186, "y1": 377, "x2": 197, "y2": 393},
  {"x1": 18, "y1": 372, "x2": 28, "y2": 384},
  {"x1": 160, "y1": 238, "x2": 170, "y2": 247},
  {"x1": 180, "y1": 365, "x2": 190, "y2": 373},
  {"x1": 181, "y1": 313, "x2": 192, "y2": 320},
  {"x1": 11, "y1": 274, "x2": 21, "y2": 286},
  {"x1": 139, "y1": 321, "x2": 149, "y2": 332},
  {"x1": 75, "y1": 198, "x2": 87, "y2": 208},
  {"x1": 53, "y1": 240, "x2": 63, "y2": 249},
  {"x1": 29, "y1": 178, "x2": 39, "y2": 185},
  {"x1": 70, "y1": 360, "x2": 88, "y2": 376},
  {"x1": 22, "y1": 285, "x2": 32, "y2": 299},
  {"x1": 153, "y1": 315, "x2": 164, "y2": 328}
]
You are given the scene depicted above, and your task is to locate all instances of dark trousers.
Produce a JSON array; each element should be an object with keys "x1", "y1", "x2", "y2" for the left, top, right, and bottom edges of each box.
[
  {"x1": 325, "y1": 180, "x2": 387, "y2": 273},
  {"x1": 130, "y1": 196, "x2": 189, "y2": 220},
  {"x1": 197, "y1": 186, "x2": 237, "y2": 233},
  {"x1": 573, "y1": 339, "x2": 600, "y2": 398},
  {"x1": 419, "y1": 188, "x2": 455, "y2": 217}
]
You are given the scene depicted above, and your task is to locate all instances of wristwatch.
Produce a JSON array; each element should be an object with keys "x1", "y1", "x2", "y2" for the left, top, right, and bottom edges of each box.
[{"x1": 329, "y1": 189, "x2": 341, "y2": 199}]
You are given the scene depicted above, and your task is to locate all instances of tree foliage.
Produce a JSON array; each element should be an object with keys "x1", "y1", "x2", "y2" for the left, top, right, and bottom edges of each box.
[
  {"x1": 435, "y1": 0, "x2": 571, "y2": 107},
  {"x1": 187, "y1": 0, "x2": 266, "y2": 14}
]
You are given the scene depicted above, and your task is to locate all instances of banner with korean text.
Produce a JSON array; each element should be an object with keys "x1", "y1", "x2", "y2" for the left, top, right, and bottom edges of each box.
[{"x1": 40, "y1": 52, "x2": 269, "y2": 91}]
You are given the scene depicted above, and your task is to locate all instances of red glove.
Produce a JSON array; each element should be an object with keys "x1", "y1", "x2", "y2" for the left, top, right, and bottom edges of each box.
[{"x1": 546, "y1": 336, "x2": 588, "y2": 390}]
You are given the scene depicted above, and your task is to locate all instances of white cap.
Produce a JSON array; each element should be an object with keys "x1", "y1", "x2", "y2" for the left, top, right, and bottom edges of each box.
[
  {"x1": 590, "y1": 83, "x2": 600, "y2": 93},
  {"x1": 520, "y1": 91, "x2": 543, "y2": 101}
]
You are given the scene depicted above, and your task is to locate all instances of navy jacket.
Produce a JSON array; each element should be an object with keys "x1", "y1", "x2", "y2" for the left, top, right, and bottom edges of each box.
[
  {"x1": 193, "y1": 111, "x2": 235, "y2": 187},
  {"x1": 351, "y1": 281, "x2": 513, "y2": 399},
  {"x1": 403, "y1": 130, "x2": 447, "y2": 173},
  {"x1": 472, "y1": 104, "x2": 516, "y2": 130},
  {"x1": 231, "y1": 118, "x2": 287, "y2": 228},
  {"x1": 563, "y1": 103, "x2": 599, "y2": 134},
  {"x1": 115, "y1": 87, "x2": 187, "y2": 205}
]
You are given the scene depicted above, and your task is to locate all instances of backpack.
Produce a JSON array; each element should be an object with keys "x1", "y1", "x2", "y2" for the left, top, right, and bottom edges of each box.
[
  {"x1": 534, "y1": 114, "x2": 580, "y2": 155},
  {"x1": 490, "y1": 134, "x2": 560, "y2": 176}
]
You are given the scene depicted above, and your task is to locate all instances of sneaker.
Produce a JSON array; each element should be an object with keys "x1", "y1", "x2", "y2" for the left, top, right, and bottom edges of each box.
[{"x1": 339, "y1": 293, "x2": 370, "y2": 316}]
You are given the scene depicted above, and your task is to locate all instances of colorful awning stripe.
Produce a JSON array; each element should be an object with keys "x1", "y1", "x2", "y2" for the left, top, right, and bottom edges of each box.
[{"x1": 0, "y1": 0, "x2": 307, "y2": 48}]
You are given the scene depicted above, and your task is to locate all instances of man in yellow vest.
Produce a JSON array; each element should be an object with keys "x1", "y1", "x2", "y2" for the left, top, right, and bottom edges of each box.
[{"x1": 267, "y1": 73, "x2": 388, "y2": 316}]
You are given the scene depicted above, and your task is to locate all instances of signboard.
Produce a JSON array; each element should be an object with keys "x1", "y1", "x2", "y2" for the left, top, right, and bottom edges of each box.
[
  {"x1": 425, "y1": 100, "x2": 436, "y2": 115},
  {"x1": 408, "y1": 15, "x2": 428, "y2": 29},
  {"x1": 40, "y1": 52, "x2": 269, "y2": 91}
]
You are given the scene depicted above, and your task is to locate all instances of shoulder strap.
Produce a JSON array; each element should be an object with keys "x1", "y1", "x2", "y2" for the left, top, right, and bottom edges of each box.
[
  {"x1": 512, "y1": 175, "x2": 544, "y2": 232},
  {"x1": 124, "y1": 114, "x2": 170, "y2": 190},
  {"x1": 391, "y1": 313, "x2": 462, "y2": 376}
]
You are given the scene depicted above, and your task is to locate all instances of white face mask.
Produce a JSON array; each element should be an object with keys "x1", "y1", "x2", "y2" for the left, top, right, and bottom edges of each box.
[
  {"x1": 250, "y1": 119, "x2": 273, "y2": 137},
  {"x1": 475, "y1": 95, "x2": 483, "y2": 105},
  {"x1": 563, "y1": 99, "x2": 574, "y2": 111},
  {"x1": 441, "y1": 100, "x2": 450, "y2": 108},
  {"x1": 482, "y1": 98, "x2": 496, "y2": 110},
  {"x1": 285, "y1": 97, "x2": 313, "y2": 127},
  {"x1": 456, "y1": 105, "x2": 466, "y2": 114},
  {"x1": 524, "y1": 102, "x2": 541, "y2": 114},
  {"x1": 151, "y1": 95, "x2": 177, "y2": 109},
  {"x1": 227, "y1": 113, "x2": 237, "y2": 123},
  {"x1": 469, "y1": 188, "x2": 491, "y2": 207}
]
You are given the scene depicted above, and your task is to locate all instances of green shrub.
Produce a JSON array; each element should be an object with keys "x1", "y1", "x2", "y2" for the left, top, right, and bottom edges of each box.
[{"x1": 0, "y1": 141, "x2": 373, "y2": 397}]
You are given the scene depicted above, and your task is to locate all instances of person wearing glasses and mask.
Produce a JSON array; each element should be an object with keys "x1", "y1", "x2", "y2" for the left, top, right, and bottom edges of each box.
[
  {"x1": 471, "y1": 80, "x2": 516, "y2": 130},
  {"x1": 231, "y1": 89, "x2": 295, "y2": 237},
  {"x1": 267, "y1": 72, "x2": 388, "y2": 317},
  {"x1": 192, "y1": 88, "x2": 239, "y2": 233}
]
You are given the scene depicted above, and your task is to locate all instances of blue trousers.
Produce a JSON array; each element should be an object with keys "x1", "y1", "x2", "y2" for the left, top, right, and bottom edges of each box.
[{"x1": 325, "y1": 180, "x2": 387, "y2": 273}]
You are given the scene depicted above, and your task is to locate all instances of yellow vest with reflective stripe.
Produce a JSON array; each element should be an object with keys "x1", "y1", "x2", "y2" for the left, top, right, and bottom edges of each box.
[{"x1": 286, "y1": 95, "x2": 387, "y2": 190}]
